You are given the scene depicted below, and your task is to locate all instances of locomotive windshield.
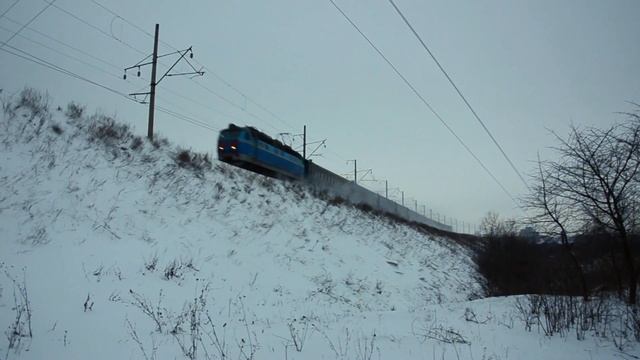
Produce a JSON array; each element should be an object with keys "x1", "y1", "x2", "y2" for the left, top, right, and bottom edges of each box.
[{"x1": 219, "y1": 129, "x2": 239, "y2": 139}]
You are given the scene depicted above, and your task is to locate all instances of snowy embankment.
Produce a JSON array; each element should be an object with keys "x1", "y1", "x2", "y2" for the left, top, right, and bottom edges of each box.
[{"x1": 0, "y1": 89, "x2": 636, "y2": 359}]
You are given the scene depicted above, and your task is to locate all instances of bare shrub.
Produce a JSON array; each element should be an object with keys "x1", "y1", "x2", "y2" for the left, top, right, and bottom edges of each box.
[
  {"x1": 83, "y1": 293, "x2": 94, "y2": 312},
  {"x1": 514, "y1": 293, "x2": 640, "y2": 347},
  {"x1": 151, "y1": 136, "x2": 169, "y2": 149},
  {"x1": 328, "y1": 196, "x2": 346, "y2": 206},
  {"x1": 177, "y1": 149, "x2": 191, "y2": 165},
  {"x1": 420, "y1": 325, "x2": 469, "y2": 345},
  {"x1": 4, "y1": 270, "x2": 33, "y2": 357},
  {"x1": 127, "y1": 318, "x2": 157, "y2": 360},
  {"x1": 88, "y1": 114, "x2": 131, "y2": 144},
  {"x1": 175, "y1": 148, "x2": 212, "y2": 174},
  {"x1": 314, "y1": 326, "x2": 351, "y2": 360},
  {"x1": 311, "y1": 272, "x2": 336, "y2": 298},
  {"x1": 1, "y1": 89, "x2": 16, "y2": 118},
  {"x1": 8, "y1": 88, "x2": 51, "y2": 138},
  {"x1": 464, "y1": 307, "x2": 490, "y2": 324},
  {"x1": 65, "y1": 102, "x2": 84, "y2": 119},
  {"x1": 127, "y1": 289, "x2": 165, "y2": 332},
  {"x1": 170, "y1": 286, "x2": 210, "y2": 360},
  {"x1": 130, "y1": 136, "x2": 144, "y2": 151},
  {"x1": 287, "y1": 317, "x2": 310, "y2": 352},
  {"x1": 355, "y1": 331, "x2": 377, "y2": 360},
  {"x1": 164, "y1": 259, "x2": 183, "y2": 280},
  {"x1": 145, "y1": 254, "x2": 159, "y2": 272},
  {"x1": 15, "y1": 87, "x2": 49, "y2": 117}
]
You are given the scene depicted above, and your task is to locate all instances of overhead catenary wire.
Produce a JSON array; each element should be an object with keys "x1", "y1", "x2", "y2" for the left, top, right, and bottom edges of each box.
[
  {"x1": 0, "y1": 0, "x2": 22, "y2": 20},
  {"x1": 0, "y1": 24, "x2": 125, "y2": 81},
  {"x1": 59, "y1": 0, "x2": 283, "y2": 134},
  {"x1": 0, "y1": 0, "x2": 55, "y2": 50},
  {"x1": 3, "y1": 16, "x2": 126, "y2": 72},
  {"x1": 1, "y1": 43, "x2": 130, "y2": 100},
  {"x1": 0, "y1": 43, "x2": 219, "y2": 134},
  {"x1": 0, "y1": 19, "x2": 234, "y2": 128},
  {"x1": 48, "y1": 1, "x2": 145, "y2": 56},
  {"x1": 18, "y1": 3, "x2": 242, "y2": 131},
  {"x1": 156, "y1": 104, "x2": 220, "y2": 132},
  {"x1": 327, "y1": 0, "x2": 516, "y2": 203},
  {"x1": 89, "y1": 0, "x2": 297, "y2": 132},
  {"x1": 386, "y1": 0, "x2": 529, "y2": 188}
]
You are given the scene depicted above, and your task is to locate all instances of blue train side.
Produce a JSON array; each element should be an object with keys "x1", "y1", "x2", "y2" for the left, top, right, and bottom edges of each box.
[{"x1": 217, "y1": 124, "x2": 305, "y2": 180}]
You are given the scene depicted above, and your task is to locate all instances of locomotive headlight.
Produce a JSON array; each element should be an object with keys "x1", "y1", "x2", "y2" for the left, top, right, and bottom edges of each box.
[
  {"x1": 218, "y1": 146, "x2": 224, "y2": 150},
  {"x1": 230, "y1": 145, "x2": 237, "y2": 150}
]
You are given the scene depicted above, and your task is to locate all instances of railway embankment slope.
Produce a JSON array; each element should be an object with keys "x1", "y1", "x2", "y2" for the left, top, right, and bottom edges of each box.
[{"x1": 0, "y1": 89, "x2": 483, "y2": 359}]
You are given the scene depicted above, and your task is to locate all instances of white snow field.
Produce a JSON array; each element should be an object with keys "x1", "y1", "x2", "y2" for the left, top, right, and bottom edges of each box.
[{"x1": 0, "y1": 89, "x2": 637, "y2": 359}]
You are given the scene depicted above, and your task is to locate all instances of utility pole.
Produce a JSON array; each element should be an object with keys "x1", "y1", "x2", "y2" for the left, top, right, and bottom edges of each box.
[
  {"x1": 385, "y1": 180, "x2": 388, "y2": 198},
  {"x1": 353, "y1": 160, "x2": 357, "y2": 184},
  {"x1": 401, "y1": 191, "x2": 404, "y2": 206},
  {"x1": 414, "y1": 200, "x2": 418, "y2": 212},
  {"x1": 124, "y1": 24, "x2": 204, "y2": 140},
  {"x1": 147, "y1": 23, "x2": 159, "y2": 140},
  {"x1": 347, "y1": 160, "x2": 357, "y2": 184},
  {"x1": 303, "y1": 125, "x2": 306, "y2": 159}
]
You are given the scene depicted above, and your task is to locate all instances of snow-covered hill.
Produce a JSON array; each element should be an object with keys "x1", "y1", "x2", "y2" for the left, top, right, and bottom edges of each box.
[{"x1": 1, "y1": 89, "x2": 636, "y2": 359}]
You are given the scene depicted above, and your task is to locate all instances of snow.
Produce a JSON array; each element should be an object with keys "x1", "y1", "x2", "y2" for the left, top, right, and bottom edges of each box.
[{"x1": 0, "y1": 91, "x2": 638, "y2": 359}]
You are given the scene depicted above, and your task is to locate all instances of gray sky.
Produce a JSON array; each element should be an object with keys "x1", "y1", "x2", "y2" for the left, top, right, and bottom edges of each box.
[{"x1": 1, "y1": 0, "x2": 639, "y2": 230}]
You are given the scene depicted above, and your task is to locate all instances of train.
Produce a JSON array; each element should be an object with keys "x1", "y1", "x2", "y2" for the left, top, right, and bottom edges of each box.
[
  {"x1": 218, "y1": 124, "x2": 305, "y2": 180},
  {"x1": 217, "y1": 123, "x2": 452, "y2": 232}
]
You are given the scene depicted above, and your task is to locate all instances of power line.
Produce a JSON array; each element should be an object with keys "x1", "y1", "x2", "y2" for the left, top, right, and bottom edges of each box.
[
  {"x1": 0, "y1": 0, "x2": 55, "y2": 50},
  {"x1": 156, "y1": 105, "x2": 219, "y2": 132},
  {"x1": 89, "y1": 0, "x2": 296, "y2": 132},
  {"x1": 200, "y1": 69, "x2": 297, "y2": 130},
  {"x1": 48, "y1": 2, "x2": 145, "y2": 56},
  {"x1": 0, "y1": 43, "x2": 218, "y2": 134},
  {"x1": 22, "y1": 4, "x2": 231, "y2": 133},
  {"x1": 1, "y1": 43, "x2": 129, "y2": 100},
  {"x1": 386, "y1": 0, "x2": 528, "y2": 188},
  {"x1": 156, "y1": 84, "x2": 242, "y2": 123},
  {"x1": 188, "y1": 79, "x2": 279, "y2": 132},
  {"x1": 1, "y1": 18, "x2": 232, "y2": 129},
  {"x1": 155, "y1": 93, "x2": 223, "y2": 129},
  {"x1": 0, "y1": 0, "x2": 22, "y2": 20},
  {"x1": 3, "y1": 16, "x2": 123, "y2": 72},
  {"x1": 327, "y1": 0, "x2": 516, "y2": 202},
  {"x1": 0, "y1": 24, "x2": 124, "y2": 81}
]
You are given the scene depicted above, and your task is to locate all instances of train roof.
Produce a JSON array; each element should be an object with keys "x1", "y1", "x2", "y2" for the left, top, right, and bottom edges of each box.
[{"x1": 224, "y1": 124, "x2": 303, "y2": 160}]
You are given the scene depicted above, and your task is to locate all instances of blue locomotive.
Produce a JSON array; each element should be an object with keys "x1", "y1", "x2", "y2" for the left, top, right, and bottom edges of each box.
[{"x1": 217, "y1": 124, "x2": 305, "y2": 180}]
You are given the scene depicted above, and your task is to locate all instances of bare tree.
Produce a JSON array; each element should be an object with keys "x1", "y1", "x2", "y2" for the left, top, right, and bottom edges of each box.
[
  {"x1": 480, "y1": 211, "x2": 517, "y2": 236},
  {"x1": 524, "y1": 154, "x2": 589, "y2": 301},
  {"x1": 528, "y1": 109, "x2": 640, "y2": 304}
]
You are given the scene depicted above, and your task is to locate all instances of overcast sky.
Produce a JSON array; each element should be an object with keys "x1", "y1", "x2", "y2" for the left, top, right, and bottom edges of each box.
[{"x1": 1, "y1": 0, "x2": 639, "y2": 231}]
